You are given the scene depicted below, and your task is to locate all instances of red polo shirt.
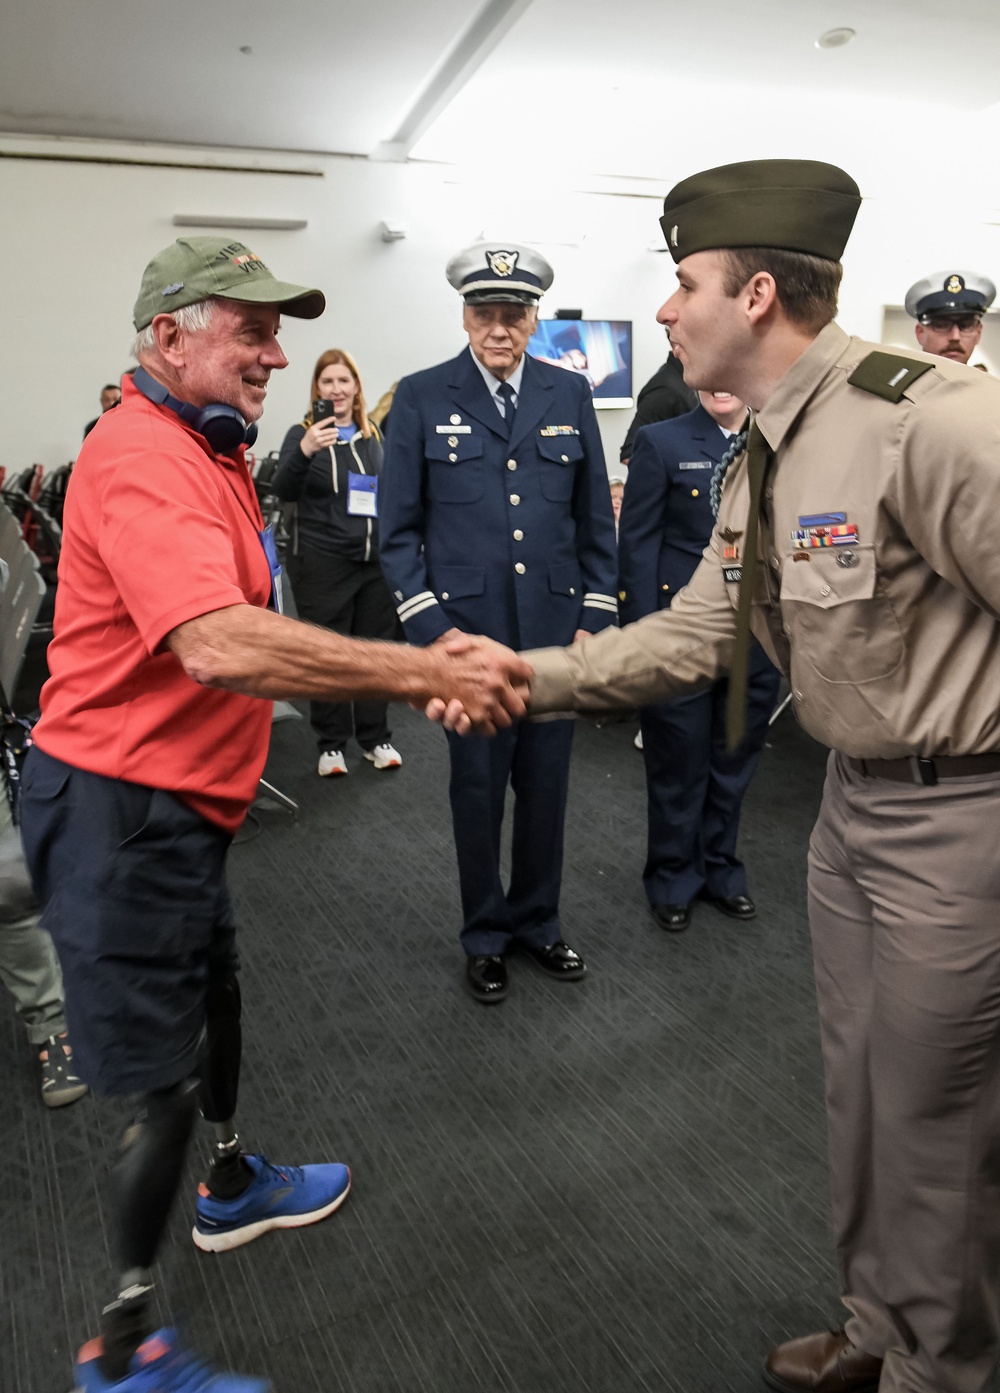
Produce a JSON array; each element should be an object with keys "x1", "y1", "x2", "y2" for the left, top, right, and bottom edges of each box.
[{"x1": 33, "y1": 377, "x2": 273, "y2": 833}]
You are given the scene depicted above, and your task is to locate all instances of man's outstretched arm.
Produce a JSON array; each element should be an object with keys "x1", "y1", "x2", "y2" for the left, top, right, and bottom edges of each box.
[{"x1": 166, "y1": 604, "x2": 532, "y2": 735}]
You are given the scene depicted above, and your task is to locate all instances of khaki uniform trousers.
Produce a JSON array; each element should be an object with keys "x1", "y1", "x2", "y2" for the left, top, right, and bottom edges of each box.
[{"x1": 808, "y1": 752, "x2": 1000, "y2": 1393}]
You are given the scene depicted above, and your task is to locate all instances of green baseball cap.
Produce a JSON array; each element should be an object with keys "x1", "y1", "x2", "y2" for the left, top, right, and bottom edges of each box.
[
  {"x1": 133, "y1": 235, "x2": 326, "y2": 329},
  {"x1": 660, "y1": 159, "x2": 861, "y2": 264}
]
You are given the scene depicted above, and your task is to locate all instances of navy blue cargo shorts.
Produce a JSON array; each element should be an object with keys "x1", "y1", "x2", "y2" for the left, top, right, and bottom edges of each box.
[{"x1": 19, "y1": 746, "x2": 239, "y2": 1097}]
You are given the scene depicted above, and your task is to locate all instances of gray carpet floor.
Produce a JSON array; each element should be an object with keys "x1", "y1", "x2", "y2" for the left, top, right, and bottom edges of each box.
[{"x1": 1, "y1": 702, "x2": 842, "y2": 1393}]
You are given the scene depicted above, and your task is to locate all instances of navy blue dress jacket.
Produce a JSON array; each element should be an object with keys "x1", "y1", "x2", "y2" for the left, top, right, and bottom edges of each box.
[
  {"x1": 618, "y1": 403, "x2": 731, "y2": 625},
  {"x1": 379, "y1": 346, "x2": 618, "y2": 649}
]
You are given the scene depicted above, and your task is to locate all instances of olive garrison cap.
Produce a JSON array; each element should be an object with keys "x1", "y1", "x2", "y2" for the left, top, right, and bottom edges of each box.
[
  {"x1": 660, "y1": 159, "x2": 862, "y2": 264},
  {"x1": 133, "y1": 236, "x2": 326, "y2": 330}
]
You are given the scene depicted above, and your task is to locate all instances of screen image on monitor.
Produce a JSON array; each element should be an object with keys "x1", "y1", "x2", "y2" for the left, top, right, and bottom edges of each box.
[{"x1": 527, "y1": 319, "x2": 633, "y2": 409}]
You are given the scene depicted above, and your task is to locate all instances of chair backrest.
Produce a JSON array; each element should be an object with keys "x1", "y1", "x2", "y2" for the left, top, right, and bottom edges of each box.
[{"x1": 0, "y1": 519, "x2": 46, "y2": 706}]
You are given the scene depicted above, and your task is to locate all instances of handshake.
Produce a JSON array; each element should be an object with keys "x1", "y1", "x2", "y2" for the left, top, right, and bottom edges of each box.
[{"x1": 419, "y1": 629, "x2": 535, "y2": 736}]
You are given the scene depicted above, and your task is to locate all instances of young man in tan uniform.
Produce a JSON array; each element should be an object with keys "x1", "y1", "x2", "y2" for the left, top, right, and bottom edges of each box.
[{"x1": 436, "y1": 161, "x2": 1000, "y2": 1393}]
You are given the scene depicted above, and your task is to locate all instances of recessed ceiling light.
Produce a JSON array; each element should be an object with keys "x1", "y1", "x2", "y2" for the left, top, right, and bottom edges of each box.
[
  {"x1": 239, "y1": 45, "x2": 253, "y2": 55},
  {"x1": 816, "y1": 27, "x2": 856, "y2": 49}
]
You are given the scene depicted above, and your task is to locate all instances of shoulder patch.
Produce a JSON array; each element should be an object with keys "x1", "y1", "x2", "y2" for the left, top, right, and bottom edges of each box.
[{"x1": 847, "y1": 351, "x2": 935, "y2": 403}]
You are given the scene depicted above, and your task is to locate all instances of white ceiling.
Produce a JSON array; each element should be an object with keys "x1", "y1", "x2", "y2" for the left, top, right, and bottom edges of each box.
[{"x1": 3, "y1": 0, "x2": 1000, "y2": 193}]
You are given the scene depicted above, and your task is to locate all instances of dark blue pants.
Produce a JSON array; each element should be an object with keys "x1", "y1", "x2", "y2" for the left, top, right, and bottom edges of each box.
[
  {"x1": 640, "y1": 650, "x2": 780, "y2": 908},
  {"x1": 19, "y1": 747, "x2": 238, "y2": 1098},
  {"x1": 445, "y1": 719, "x2": 575, "y2": 957}
]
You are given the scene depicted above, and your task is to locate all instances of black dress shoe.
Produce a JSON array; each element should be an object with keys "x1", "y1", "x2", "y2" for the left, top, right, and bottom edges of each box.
[
  {"x1": 517, "y1": 940, "x2": 586, "y2": 980},
  {"x1": 652, "y1": 903, "x2": 691, "y2": 933},
  {"x1": 708, "y1": 893, "x2": 756, "y2": 921},
  {"x1": 466, "y1": 955, "x2": 508, "y2": 1003}
]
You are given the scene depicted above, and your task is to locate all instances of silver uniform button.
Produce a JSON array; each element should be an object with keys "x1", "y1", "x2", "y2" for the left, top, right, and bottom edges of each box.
[
  {"x1": 569, "y1": 587, "x2": 575, "y2": 596},
  {"x1": 510, "y1": 493, "x2": 520, "y2": 505},
  {"x1": 513, "y1": 529, "x2": 523, "y2": 541},
  {"x1": 837, "y1": 550, "x2": 860, "y2": 568},
  {"x1": 448, "y1": 453, "x2": 457, "y2": 462},
  {"x1": 441, "y1": 591, "x2": 450, "y2": 600},
  {"x1": 561, "y1": 453, "x2": 569, "y2": 462},
  {"x1": 507, "y1": 459, "x2": 517, "y2": 471},
  {"x1": 771, "y1": 557, "x2": 780, "y2": 570},
  {"x1": 820, "y1": 584, "x2": 832, "y2": 597},
  {"x1": 515, "y1": 562, "x2": 526, "y2": 575},
  {"x1": 450, "y1": 414, "x2": 461, "y2": 425}
]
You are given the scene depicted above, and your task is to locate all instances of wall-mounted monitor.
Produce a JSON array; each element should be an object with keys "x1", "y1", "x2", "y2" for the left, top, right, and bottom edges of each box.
[{"x1": 527, "y1": 319, "x2": 633, "y2": 409}]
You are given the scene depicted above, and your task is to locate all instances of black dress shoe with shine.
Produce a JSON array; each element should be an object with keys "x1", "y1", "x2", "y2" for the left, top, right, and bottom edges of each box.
[
  {"x1": 708, "y1": 893, "x2": 756, "y2": 921},
  {"x1": 466, "y1": 955, "x2": 509, "y2": 1003},
  {"x1": 652, "y1": 903, "x2": 691, "y2": 933},
  {"x1": 517, "y1": 939, "x2": 587, "y2": 980}
]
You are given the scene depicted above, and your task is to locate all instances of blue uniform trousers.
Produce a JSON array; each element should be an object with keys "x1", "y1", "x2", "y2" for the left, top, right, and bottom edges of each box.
[
  {"x1": 445, "y1": 719, "x2": 575, "y2": 957},
  {"x1": 640, "y1": 652, "x2": 780, "y2": 908}
]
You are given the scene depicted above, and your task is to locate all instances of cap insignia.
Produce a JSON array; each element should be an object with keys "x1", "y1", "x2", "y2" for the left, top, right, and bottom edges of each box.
[
  {"x1": 945, "y1": 274, "x2": 965, "y2": 294},
  {"x1": 161, "y1": 282, "x2": 184, "y2": 297},
  {"x1": 670, "y1": 225, "x2": 679, "y2": 248},
  {"x1": 487, "y1": 249, "x2": 518, "y2": 277}
]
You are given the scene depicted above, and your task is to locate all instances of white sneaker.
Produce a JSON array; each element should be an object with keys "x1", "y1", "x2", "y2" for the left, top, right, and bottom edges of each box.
[
  {"x1": 363, "y1": 742, "x2": 402, "y2": 770},
  {"x1": 634, "y1": 729, "x2": 644, "y2": 751},
  {"x1": 317, "y1": 750, "x2": 348, "y2": 777}
]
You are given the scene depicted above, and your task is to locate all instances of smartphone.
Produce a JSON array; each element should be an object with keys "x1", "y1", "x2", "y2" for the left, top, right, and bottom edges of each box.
[{"x1": 313, "y1": 398, "x2": 336, "y2": 423}]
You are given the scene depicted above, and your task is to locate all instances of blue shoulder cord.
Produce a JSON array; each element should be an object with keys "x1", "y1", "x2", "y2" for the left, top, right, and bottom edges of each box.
[{"x1": 709, "y1": 425, "x2": 749, "y2": 520}]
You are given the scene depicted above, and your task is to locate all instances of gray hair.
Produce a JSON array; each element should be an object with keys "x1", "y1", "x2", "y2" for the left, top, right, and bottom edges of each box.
[{"x1": 129, "y1": 298, "x2": 218, "y2": 361}]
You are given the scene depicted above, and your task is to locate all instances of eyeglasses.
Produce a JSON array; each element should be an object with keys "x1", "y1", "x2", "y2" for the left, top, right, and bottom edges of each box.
[{"x1": 921, "y1": 315, "x2": 982, "y2": 334}]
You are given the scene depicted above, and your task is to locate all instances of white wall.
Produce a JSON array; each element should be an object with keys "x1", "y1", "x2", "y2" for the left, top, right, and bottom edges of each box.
[{"x1": 3, "y1": 136, "x2": 1000, "y2": 474}]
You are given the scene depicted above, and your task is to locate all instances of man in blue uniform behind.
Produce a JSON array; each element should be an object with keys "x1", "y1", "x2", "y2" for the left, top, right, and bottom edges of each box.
[
  {"x1": 619, "y1": 391, "x2": 780, "y2": 932},
  {"x1": 380, "y1": 242, "x2": 618, "y2": 1002}
]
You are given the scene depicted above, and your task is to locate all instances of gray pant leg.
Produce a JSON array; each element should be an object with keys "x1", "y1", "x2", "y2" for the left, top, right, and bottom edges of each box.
[
  {"x1": 0, "y1": 796, "x2": 66, "y2": 1046},
  {"x1": 809, "y1": 753, "x2": 1000, "y2": 1393}
]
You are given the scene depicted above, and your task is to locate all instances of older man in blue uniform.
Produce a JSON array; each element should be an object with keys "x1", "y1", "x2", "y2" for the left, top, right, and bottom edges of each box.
[
  {"x1": 619, "y1": 391, "x2": 781, "y2": 932},
  {"x1": 380, "y1": 242, "x2": 618, "y2": 1002}
]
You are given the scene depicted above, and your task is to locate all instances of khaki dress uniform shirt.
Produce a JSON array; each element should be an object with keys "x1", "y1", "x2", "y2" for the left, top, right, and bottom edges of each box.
[{"x1": 528, "y1": 322, "x2": 1000, "y2": 759}]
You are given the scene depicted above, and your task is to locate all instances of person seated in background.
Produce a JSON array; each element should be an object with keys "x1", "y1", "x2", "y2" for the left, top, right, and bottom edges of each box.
[
  {"x1": 0, "y1": 789, "x2": 86, "y2": 1107},
  {"x1": 618, "y1": 390, "x2": 781, "y2": 933},
  {"x1": 274, "y1": 350, "x2": 401, "y2": 777},
  {"x1": 83, "y1": 381, "x2": 122, "y2": 438}
]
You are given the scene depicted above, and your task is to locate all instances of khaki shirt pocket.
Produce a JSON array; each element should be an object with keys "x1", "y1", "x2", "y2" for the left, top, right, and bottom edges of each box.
[{"x1": 778, "y1": 545, "x2": 904, "y2": 684}]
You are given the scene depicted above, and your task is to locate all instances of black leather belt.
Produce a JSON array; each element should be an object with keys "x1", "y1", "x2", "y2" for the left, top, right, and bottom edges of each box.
[{"x1": 845, "y1": 754, "x2": 1000, "y2": 786}]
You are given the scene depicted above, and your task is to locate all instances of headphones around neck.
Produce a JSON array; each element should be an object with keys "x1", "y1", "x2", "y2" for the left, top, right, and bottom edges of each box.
[{"x1": 132, "y1": 367, "x2": 258, "y2": 454}]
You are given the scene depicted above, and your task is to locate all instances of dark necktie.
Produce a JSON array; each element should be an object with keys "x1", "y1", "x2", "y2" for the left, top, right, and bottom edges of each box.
[
  {"x1": 725, "y1": 419, "x2": 772, "y2": 750},
  {"x1": 497, "y1": 381, "x2": 516, "y2": 439}
]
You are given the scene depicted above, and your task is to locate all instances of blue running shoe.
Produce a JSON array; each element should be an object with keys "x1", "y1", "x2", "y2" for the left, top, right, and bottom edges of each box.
[
  {"x1": 193, "y1": 1152, "x2": 351, "y2": 1253},
  {"x1": 72, "y1": 1327, "x2": 271, "y2": 1391}
]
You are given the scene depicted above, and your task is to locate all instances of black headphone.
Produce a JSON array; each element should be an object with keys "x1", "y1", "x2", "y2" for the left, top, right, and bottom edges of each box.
[{"x1": 132, "y1": 366, "x2": 258, "y2": 453}]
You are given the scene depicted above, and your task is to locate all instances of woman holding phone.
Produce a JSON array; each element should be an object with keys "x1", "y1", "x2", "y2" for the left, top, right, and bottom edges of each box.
[{"x1": 274, "y1": 349, "x2": 401, "y2": 777}]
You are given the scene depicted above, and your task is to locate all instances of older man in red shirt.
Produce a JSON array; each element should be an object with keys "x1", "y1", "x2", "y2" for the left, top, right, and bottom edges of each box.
[{"x1": 21, "y1": 236, "x2": 530, "y2": 1393}]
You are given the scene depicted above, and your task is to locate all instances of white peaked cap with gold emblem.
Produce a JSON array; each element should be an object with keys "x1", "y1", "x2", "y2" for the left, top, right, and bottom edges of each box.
[
  {"x1": 904, "y1": 270, "x2": 996, "y2": 320},
  {"x1": 446, "y1": 241, "x2": 554, "y2": 305}
]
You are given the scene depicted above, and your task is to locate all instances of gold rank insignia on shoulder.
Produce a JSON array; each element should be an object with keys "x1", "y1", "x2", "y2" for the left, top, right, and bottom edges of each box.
[{"x1": 540, "y1": 425, "x2": 579, "y2": 436}]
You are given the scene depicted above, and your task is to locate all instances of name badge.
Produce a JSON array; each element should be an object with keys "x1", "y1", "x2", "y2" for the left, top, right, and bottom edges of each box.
[
  {"x1": 259, "y1": 525, "x2": 284, "y2": 615},
  {"x1": 679, "y1": 461, "x2": 712, "y2": 470},
  {"x1": 436, "y1": 424, "x2": 471, "y2": 434},
  {"x1": 347, "y1": 472, "x2": 378, "y2": 517}
]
